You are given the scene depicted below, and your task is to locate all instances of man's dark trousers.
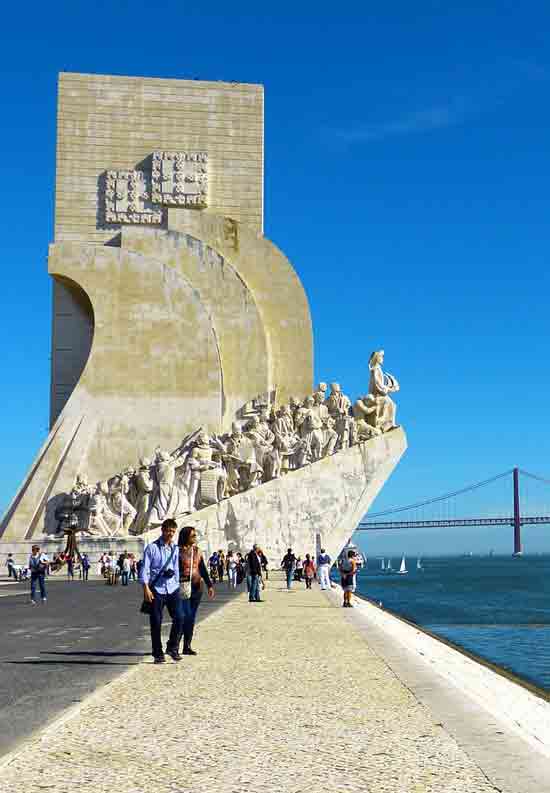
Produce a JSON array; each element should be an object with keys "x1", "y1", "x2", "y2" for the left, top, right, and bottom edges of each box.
[
  {"x1": 30, "y1": 573, "x2": 46, "y2": 601},
  {"x1": 249, "y1": 575, "x2": 262, "y2": 601},
  {"x1": 149, "y1": 589, "x2": 182, "y2": 658}
]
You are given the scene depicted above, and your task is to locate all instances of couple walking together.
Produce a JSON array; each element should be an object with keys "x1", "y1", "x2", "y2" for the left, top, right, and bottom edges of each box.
[{"x1": 140, "y1": 519, "x2": 214, "y2": 663}]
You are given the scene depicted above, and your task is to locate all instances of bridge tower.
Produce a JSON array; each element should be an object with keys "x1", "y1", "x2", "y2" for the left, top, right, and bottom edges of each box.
[{"x1": 513, "y1": 467, "x2": 522, "y2": 556}]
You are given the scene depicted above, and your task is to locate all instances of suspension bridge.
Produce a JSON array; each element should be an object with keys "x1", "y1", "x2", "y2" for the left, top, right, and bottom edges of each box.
[{"x1": 358, "y1": 467, "x2": 550, "y2": 555}]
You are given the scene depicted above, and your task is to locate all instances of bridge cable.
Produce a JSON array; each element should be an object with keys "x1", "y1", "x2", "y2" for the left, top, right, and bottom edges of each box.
[
  {"x1": 363, "y1": 469, "x2": 514, "y2": 520},
  {"x1": 519, "y1": 469, "x2": 550, "y2": 488}
]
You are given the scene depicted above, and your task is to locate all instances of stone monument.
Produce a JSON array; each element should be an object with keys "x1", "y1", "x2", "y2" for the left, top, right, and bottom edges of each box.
[{"x1": 0, "y1": 72, "x2": 407, "y2": 564}]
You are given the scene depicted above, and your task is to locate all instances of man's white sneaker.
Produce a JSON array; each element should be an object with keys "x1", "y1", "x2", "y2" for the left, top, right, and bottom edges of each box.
[
  {"x1": 30, "y1": 600, "x2": 37, "y2": 605},
  {"x1": 42, "y1": 598, "x2": 47, "y2": 602}
]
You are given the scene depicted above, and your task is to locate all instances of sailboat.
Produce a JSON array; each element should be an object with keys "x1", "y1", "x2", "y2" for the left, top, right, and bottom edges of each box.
[
  {"x1": 416, "y1": 557, "x2": 423, "y2": 571},
  {"x1": 386, "y1": 558, "x2": 393, "y2": 572},
  {"x1": 380, "y1": 558, "x2": 385, "y2": 571},
  {"x1": 397, "y1": 555, "x2": 408, "y2": 575}
]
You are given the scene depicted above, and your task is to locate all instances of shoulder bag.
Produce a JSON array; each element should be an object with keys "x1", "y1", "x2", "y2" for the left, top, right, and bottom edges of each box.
[{"x1": 181, "y1": 546, "x2": 193, "y2": 600}]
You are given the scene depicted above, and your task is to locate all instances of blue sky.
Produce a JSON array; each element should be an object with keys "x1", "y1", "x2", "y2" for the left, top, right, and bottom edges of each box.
[{"x1": 1, "y1": 2, "x2": 550, "y2": 553}]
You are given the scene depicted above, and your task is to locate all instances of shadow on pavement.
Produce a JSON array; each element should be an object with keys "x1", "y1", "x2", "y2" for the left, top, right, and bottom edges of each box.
[
  {"x1": 42, "y1": 650, "x2": 149, "y2": 657},
  {"x1": 4, "y1": 659, "x2": 142, "y2": 666}
]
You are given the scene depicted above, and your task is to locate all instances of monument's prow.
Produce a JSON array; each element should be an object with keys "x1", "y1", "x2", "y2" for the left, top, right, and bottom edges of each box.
[{"x1": 1, "y1": 72, "x2": 405, "y2": 559}]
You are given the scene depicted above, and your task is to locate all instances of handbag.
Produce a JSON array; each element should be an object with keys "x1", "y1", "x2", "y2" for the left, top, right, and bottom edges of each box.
[
  {"x1": 181, "y1": 546, "x2": 193, "y2": 600},
  {"x1": 140, "y1": 544, "x2": 176, "y2": 615}
]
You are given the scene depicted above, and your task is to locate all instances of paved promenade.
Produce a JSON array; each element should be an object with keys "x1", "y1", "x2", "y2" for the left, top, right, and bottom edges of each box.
[{"x1": 1, "y1": 577, "x2": 508, "y2": 793}]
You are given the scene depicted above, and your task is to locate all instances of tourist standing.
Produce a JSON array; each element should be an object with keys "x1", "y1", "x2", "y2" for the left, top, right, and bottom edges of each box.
[
  {"x1": 247, "y1": 544, "x2": 264, "y2": 602},
  {"x1": 294, "y1": 556, "x2": 303, "y2": 582},
  {"x1": 280, "y1": 548, "x2": 296, "y2": 590},
  {"x1": 28, "y1": 545, "x2": 49, "y2": 604},
  {"x1": 236, "y1": 552, "x2": 245, "y2": 586},
  {"x1": 217, "y1": 550, "x2": 225, "y2": 583},
  {"x1": 317, "y1": 548, "x2": 332, "y2": 590},
  {"x1": 121, "y1": 554, "x2": 131, "y2": 586},
  {"x1": 67, "y1": 556, "x2": 75, "y2": 581},
  {"x1": 339, "y1": 549, "x2": 357, "y2": 607},
  {"x1": 177, "y1": 526, "x2": 215, "y2": 655},
  {"x1": 81, "y1": 553, "x2": 91, "y2": 581},
  {"x1": 303, "y1": 554, "x2": 316, "y2": 589},
  {"x1": 140, "y1": 518, "x2": 182, "y2": 663},
  {"x1": 226, "y1": 551, "x2": 238, "y2": 588},
  {"x1": 5, "y1": 554, "x2": 16, "y2": 580},
  {"x1": 208, "y1": 551, "x2": 219, "y2": 583}
]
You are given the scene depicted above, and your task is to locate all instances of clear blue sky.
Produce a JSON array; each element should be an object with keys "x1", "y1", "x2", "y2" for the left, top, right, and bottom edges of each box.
[{"x1": 1, "y1": 2, "x2": 550, "y2": 554}]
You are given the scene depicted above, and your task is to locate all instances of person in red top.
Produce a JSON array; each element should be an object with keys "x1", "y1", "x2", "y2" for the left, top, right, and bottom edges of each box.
[
  {"x1": 177, "y1": 526, "x2": 215, "y2": 655},
  {"x1": 303, "y1": 554, "x2": 316, "y2": 589}
]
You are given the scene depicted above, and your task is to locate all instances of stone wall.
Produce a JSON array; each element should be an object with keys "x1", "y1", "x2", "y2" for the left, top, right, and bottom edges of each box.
[{"x1": 55, "y1": 72, "x2": 264, "y2": 244}]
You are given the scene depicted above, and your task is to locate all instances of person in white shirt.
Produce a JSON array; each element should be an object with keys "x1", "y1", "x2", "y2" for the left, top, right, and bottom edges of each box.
[
  {"x1": 226, "y1": 551, "x2": 238, "y2": 588},
  {"x1": 121, "y1": 554, "x2": 132, "y2": 586},
  {"x1": 28, "y1": 545, "x2": 49, "y2": 604}
]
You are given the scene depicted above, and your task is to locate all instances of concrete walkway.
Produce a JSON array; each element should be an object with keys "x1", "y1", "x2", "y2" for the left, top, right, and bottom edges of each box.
[{"x1": 1, "y1": 577, "x2": 507, "y2": 792}]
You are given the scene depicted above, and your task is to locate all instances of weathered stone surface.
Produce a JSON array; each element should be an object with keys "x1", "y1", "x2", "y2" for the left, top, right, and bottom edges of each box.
[{"x1": 142, "y1": 428, "x2": 407, "y2": 562}]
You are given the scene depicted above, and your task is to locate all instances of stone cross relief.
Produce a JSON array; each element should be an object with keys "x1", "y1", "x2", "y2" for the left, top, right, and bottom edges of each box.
[{"x1": 103, "y1": 151, "x2": 208, "y2": 226}]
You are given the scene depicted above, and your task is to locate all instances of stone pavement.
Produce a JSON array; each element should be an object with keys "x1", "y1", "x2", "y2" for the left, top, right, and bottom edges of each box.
[{"x1": 1, "y1": 576, "x2": 500, "y2": 793}]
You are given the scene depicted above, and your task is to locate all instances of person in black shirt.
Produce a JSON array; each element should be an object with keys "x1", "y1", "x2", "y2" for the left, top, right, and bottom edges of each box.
[
  {"x1": 280, "y1": 548, "x2": 296, "y2": 590},
  {"x1": 246, "y1": 544, "x2": 263, "y2": 602}
]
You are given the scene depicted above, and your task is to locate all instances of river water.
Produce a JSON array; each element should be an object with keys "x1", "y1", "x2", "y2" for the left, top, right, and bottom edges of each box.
[{"x1": 350, "y1": 555, "x2": 550, "y2": 692}]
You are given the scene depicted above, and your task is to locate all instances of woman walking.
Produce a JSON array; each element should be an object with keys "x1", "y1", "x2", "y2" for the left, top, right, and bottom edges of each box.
[
  {"x1": 339, "y1": 549, "x2": 357, "y2": 607},
  {"x1": 303, "y1": 554, "x2": 316, "y2": 589},
  {"x1": 178, "y1": 526, "x2": 215, "y2": 655}
]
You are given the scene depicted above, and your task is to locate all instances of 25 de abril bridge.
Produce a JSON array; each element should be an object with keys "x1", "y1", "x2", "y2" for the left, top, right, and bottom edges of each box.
[{"x1": 358, "y1": 467, "x2": 550, "y2": 555}]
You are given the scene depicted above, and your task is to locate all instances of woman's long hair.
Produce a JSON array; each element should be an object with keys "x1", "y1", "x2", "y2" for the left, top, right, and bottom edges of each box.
[{"x1": 178, "y1": 525, "x2": 195, "y2": 547}]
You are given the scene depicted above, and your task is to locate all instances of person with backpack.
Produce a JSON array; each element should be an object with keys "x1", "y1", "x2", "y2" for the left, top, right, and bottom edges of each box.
[
  {"x1": 81, "y1": 553, "x2": 91, "y2": 581},
  {"x1": 28, "y1": 545, "x2": 49, "y2": 604}
]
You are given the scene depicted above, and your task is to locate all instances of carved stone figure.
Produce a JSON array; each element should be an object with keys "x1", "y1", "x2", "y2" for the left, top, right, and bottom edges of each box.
[
  {"x1": 124, "y1": 466, "x2": 139, "y2": 508},
  {"x1": 246, "y1": 415, "x2": 275, "y2": 481},
  {"x1": 288, "y1": 396, "x2": 301, "y2": 430},
  {"x1": 149, "y1": 447, "x2": 189, "y2": 525},
  {"x1": 301, "y1": 396, "x2": 325, "y2": 462},
  {"x1": 187, "y1": 429, "x2": 227, "y2": 511},
  {"x1": 313, "y1": 382, "x2": 328, "y2": 403},
  {"x1": 223, "y1": 423, "x2": 263, "y2": 492},
  {"x1": 368, "y1": 350, "x2": 400, "y2": 431},
  {"x1": 131, "y1": 457, "x2": 154, "y2": 534},
  {"x1": 313, "y1": 391, "x2": 337, "y2": 457},
  {"x1": 89, "y1": 482, "x2": 121, "y2": 536},
  {"x1": 108, "y1": 474, "x2": 137, "y2": 534},
  {"x1": 326, "y1": 382, "x2": 352, "y2": 450},
  {"x1": 353, "y1": 394, "x2": 382, "y2": 440}
]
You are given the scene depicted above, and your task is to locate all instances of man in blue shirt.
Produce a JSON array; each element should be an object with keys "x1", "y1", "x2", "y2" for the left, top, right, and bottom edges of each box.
[
  {"x1": 28, "y1": 545, "x2": 49, "y2": 604},
  {"x1": 140, "y1": 518, "x2": 182, "y2": 664}
]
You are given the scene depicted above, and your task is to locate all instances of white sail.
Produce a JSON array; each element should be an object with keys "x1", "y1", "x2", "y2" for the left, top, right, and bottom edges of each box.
[
  {"x1": 416, "y1": 557, "x2": 422, "y2": 570},
  {"x1": 398, "y1": 554, "x2": 407, "y2": 574},
  {"x1": 381, "y1": 558, "x2": 385, "y2": 571},
  {"x1": 386, "y1": 559, "x2": 393, "y2": 571}
]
